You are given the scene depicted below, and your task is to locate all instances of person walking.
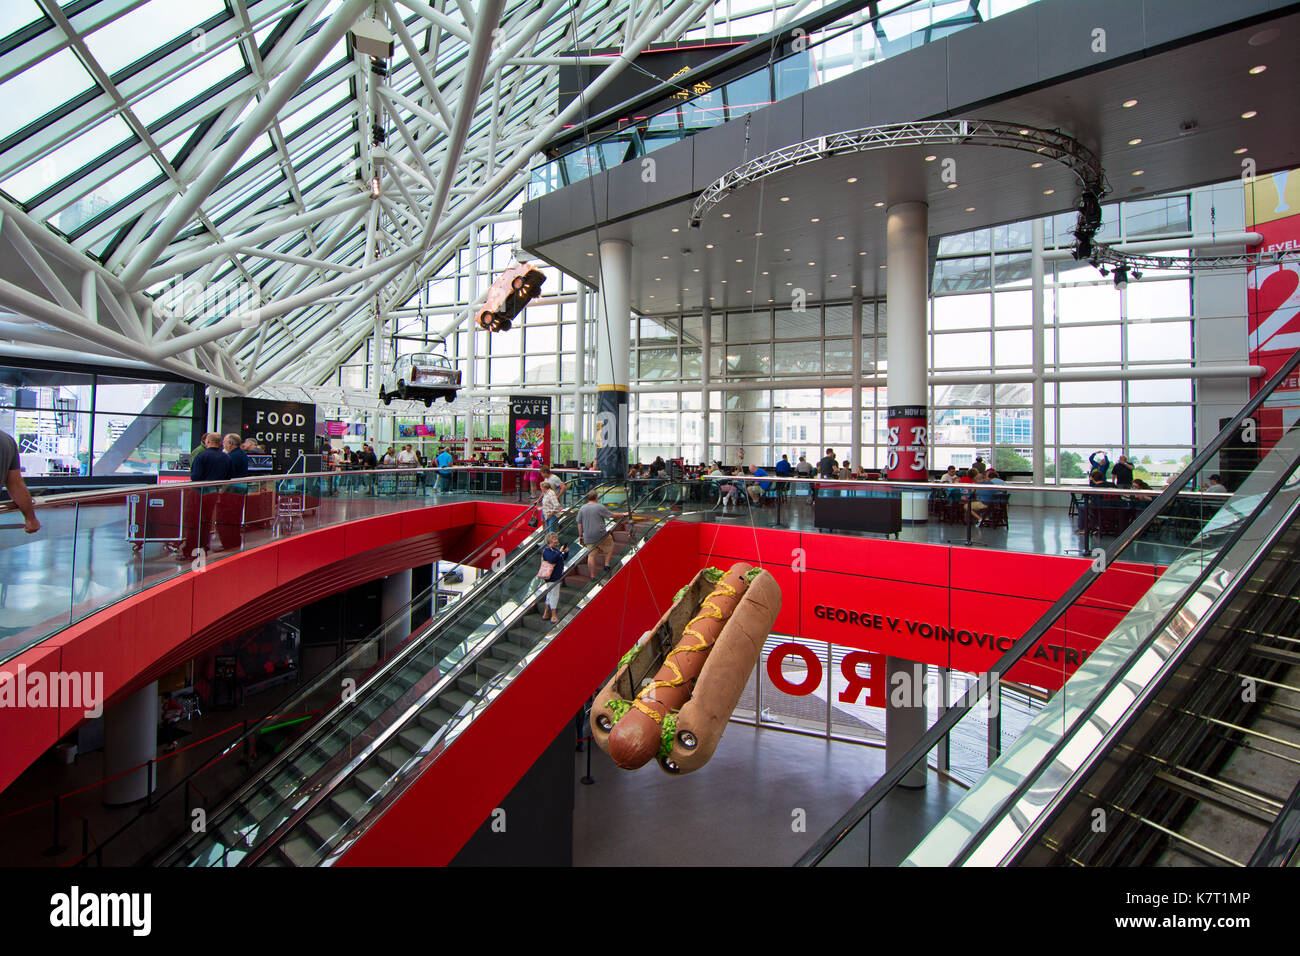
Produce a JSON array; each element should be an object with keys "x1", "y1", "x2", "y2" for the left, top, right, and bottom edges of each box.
[
  {"x1": 538, "y1": 532, "x2": 569, "y2": 623},
  {"x1": 577, "y1": 490, "x2": 624, "y2": 579}
]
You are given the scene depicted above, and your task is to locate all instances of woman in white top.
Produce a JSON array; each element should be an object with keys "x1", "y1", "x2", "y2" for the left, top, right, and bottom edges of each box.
[{"x1": 540, "y1": 483, "x2": 562, "y2": 534}]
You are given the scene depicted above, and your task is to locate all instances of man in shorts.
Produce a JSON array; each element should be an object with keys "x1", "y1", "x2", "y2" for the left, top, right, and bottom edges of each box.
[{"x1": 576, "y1": 490, "x2": 624, "y2": 579}]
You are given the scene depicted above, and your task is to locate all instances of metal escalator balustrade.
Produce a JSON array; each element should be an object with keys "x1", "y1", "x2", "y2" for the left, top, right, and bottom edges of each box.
[
  {"x1": 796, "y1": 347, "x2": 1300, "y2": 867},
  {"x1": 161, "y1": 482, "x2": 686, "y2": 866},
  {"x1": 155, "y1": 492, "x2": 592, "y2": 867}
]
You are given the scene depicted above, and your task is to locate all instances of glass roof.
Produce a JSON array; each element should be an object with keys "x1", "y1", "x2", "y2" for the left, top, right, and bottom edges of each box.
[{"x1": 0, "y1": 0, "x2": 863, "y2": 391}]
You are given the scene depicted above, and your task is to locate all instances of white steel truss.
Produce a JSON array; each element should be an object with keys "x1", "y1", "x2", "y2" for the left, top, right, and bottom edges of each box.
[{"x1": 0, "y1": 0, "x2": 713, "y2": 394}]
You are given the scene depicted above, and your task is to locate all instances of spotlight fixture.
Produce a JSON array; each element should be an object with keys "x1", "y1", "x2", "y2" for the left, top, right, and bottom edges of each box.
[
  {"x1": 1131, "y1": 268, "x2": 1143, "y2": 281},
  {"x1": 1113, "y1": 264, "x2": 1129, "y2": 289},
  {"x1": 369, "y1": 176, "x2": 381, "y2": 197}
]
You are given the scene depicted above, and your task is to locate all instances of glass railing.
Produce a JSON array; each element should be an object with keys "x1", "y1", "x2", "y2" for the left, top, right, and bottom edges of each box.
[
  {"x1": 0, "y1": 464, "x2": 599, "y2": 665},
  {"x1": 529, "y1": 0, "x2": 1040, "y2": 199},
  {"x1": 72, "y1": 500, "x2": 546, "y2": 866},
  {"x1": 796, "y1": 347, "x2": 1300, "y2": 866},
  {"x1": 157, "y1": 481, "x2": 659, "y2": 867},
  {"x1": 254, "y1": 483, "x2": 690, "y2": 867}
]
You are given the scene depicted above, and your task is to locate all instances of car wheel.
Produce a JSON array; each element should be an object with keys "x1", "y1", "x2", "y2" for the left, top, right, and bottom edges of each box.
[
  {"x1": 444, "y1": 391, "x2": 455, "y2": 403},
  {"x1": 381, "y1": 391, "x2": 391, "y2": 406},
  {"x1": 499, "y1": 316, "x2": 512, "y2": 331},
  {"x1": 397, "y1": 379, "x2": 407, "y2": 400},
  {"x1": 511, "y1": 276, "x2": 525, "y2": 292}
]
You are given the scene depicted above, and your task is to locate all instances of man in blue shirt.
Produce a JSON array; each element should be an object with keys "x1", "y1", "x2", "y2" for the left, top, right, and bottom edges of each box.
[
  {"x1": 435, "y1": 446, "x2": 454, "y2": 493},
  {"x1": 774, "y1": 454, "x2": 792, "y2": 499},
  {"x1": 183, "y1": 433, "x2": 233, "y2": 561},
  {"x1": 745, "y1": 465, "x2": 771, "y2": 505}
]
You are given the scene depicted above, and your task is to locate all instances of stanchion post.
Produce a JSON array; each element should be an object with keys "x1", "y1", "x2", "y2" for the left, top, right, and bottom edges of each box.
[{"x1": 43, "y1": 794, "x2": 67, "y2": 856}]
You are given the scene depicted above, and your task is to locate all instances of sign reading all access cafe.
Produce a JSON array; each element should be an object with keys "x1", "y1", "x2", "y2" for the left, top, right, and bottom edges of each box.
[
  {"x1": 508, "y1": 395, "x2": 551, "y2": 468},
  {"x1": 222, "y1": 398, "x2": 316, "y2": 473}
]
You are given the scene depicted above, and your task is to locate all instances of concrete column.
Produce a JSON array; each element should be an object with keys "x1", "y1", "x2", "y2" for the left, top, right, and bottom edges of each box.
[
  {"x1": 594, "y1": 238, "x2": 631, "y2": 478},
  {"x1": 573, "y1": 286, "x2": 586, "y2": 460},
  {"x1": 851, "y1": 291, "x2": 863, "y2": 464},
  {"x1": 380, "y1": 569, "x2": 413, "y2": 657},
  {"x1": 700, "y1": 301, "x2": 711, "y2": 464},
  {"x1": 1031, "y1": 217, "x2": 1047, "y2": 506},
  {"x1": 103, "y1": 681, "x2": 158, "y2": 806},
  {"x1": 886, "y1": 659, "x2": 928, "y2": 789},
  {"x1": 885, "y1": 201, "x2": 929, "y2": 519}
]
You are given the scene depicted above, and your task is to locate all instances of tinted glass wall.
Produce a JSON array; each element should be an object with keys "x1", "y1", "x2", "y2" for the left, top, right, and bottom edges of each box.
[{"x1": 0, "y1": 362, "x2": 200, "y2": 478}]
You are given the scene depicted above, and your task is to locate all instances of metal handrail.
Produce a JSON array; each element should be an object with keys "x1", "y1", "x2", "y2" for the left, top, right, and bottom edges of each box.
[{"x1": 796, "y1": 346, "x2": 1300, "y2": 866}]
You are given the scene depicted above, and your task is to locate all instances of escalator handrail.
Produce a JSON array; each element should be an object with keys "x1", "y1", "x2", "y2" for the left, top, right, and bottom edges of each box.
[
  {"x1": 993, "y1": 490, "x2": 1300, "y2": 867},
  {"x1": 1248, "y1": 754, "x2": 1300, "y2": 867},
  {"x1": 155, "y1": 492, "x2": 612, "y2": 864},
  {"x1": 238, "y1": 509, "x2": 611, "y2": 866},
  {"x1": 241, "y1": 483, "x2": 685, "y2": 866},
  {"x1": 796, "y1": 347, "x2": 1300, "y2": 866}
]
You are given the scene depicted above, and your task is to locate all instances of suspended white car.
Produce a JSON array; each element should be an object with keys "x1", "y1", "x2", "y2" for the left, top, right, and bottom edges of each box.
[
  {"x1": 379, "y1": 352, "x2": 461, "y2": 406},
  {"x1": 477, "y1": 260, "x2": 546, "y2": 332}
]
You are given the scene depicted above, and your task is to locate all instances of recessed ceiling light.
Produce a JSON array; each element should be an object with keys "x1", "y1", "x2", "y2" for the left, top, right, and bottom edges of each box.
[
  {"x1": 1249, "y1": 64, "x2": 1267, "y2": 74},
  {"x1": 874, "y1": 201, "x2": 884, "y2": 207},
  {"x1": 965, "y1": 206, "x2": 975, "y2": 212},
  {"x1": 779, "y1": 196, "x2": 790, "y2": 202},
  {"x1": 946, "y1": 183, "x2": 958, "y2": 189},
  {"x1": 1043, "y1": 188, "x2": 1055, "y2": 195},
  {"x1": 807, "y1": 261, "x2": 815, "y2": 267},
  {"x1": 585, "y1": 252, "x2": 594, "y2": 256},
  {"x1": 684, "y1": 288, "x2": 689, "y2": 292},
  {"x1": 859, "y1": 251, "x2": 866, "y2": 256},
  {"x1": 1128, "y1": 137, "x2": 1142, "y2": 145},
  {"x1": 1242, "y1": 110, "x2": 1258, "y2": 119},
  {"x1": 1031, "y1": 161, "x2": 1043, "y2": 168},
  {"x1": 754, "y1": 231, "x2": 763, "y2": 237},
  {"x1": 735, "y1": 258, "x2": 743, "y2": 263},
  {"x1": 720, "y1": 280, "x2": 727, "y2": 283},
  {"x1": 654, "y1": 276, "x2": 662, "y2": 281},
  {"x1": 706, "y1": 243, "x2": 714, "y2": 249},
  {"x1": 1132, "y1": 169, "x2": 1144, "y2": 176},
  {"x1": 879, "y1": 264, "x2": 886, "y2": 269},
  {"x1": 649, "y1": 294, "x2": 655, "y2": 298},
  {"x1": 924, "y1": 155, "x2": 937, "y2": 162},
  {"x1": 693, "y1": 267, "x2": 700, "y2": 272},
  {"x1": 783, "y1": 248, "x2": 791, "y2": 253},
  {"x1": 768, "y1": 298, "x2": 774, "y2": 302},
  {"x1": 1122, "y1": 98, "x2": 1138, "y2": 108},
  {"x1": 746, "y1": 290, "x2": 752, "y2": 294},
  {"x1": 661, "y1": 255, "x2": 670, "y2": 260},
  {"x1": 722, "y1": 212, "x2": 731, "y2": 218},
  {"x1": 1018, "y1": 128, "x2": 1029, "y2": 135},
  {"x1": 810, "y1": 217, "x2": 820, "y2": 223},
  {"x1": 829, "y1": 274, "x2": 837, "y2": 279},
  {"x1": 836, "y1": 235, "x2": 845, "y2": 240},
  {"x1": 785, "y1": 282, "x2": 793, "y2": 286},
  {"x1": 846, "y1": 177, "x2": 858, "y2": 183},
  {"x1": 1234, "y1": 147, "x2": 1249, "y2": 155},
  {"x1": 761, "y1": 271, "x2": 769, "y2": 275},
  {"x1": 671, "y1": 227, "x2": 679, "y2": 233}
]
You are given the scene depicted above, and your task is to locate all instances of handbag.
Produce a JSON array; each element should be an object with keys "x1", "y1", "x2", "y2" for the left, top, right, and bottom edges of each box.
[
  {"x1": 527, "y1": 510, "x2": 540, "y2": 528},
  {"x1": 537, "y1": 558, "x2": 556, "y2": 580}
]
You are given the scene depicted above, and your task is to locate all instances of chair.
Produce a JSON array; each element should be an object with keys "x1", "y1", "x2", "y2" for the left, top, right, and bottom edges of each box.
[{"x1": 979, "y1": 496, "x2": 1009, "y2": 529}]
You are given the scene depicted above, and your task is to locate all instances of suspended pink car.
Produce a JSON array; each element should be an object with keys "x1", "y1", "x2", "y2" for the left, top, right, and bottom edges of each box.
[{"x1": 477, "y1": 261, "x2": 546, "y2": 332}]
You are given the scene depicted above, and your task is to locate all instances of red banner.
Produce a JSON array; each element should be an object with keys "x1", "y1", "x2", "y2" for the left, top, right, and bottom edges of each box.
[
  {"x1": 886, "y1": 405, "x2": 928, "y2": 480},
  {"x1": 1246, "y1": 168, "x2": 1300, "y2": 448}
]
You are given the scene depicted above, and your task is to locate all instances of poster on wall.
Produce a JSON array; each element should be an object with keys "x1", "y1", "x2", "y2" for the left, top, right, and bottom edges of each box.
[
  {"x1": 221, "y1": 398, "x2": 317, "y2": 473},
  {"x1": 885, "y1": 404, "x2": 929, "y2": 480},
  {"x1": 508, "y1": 395, "x2": 551, "y2": 468},
  {"x1": 1245, "y1": 167, "x2": 1300, "y2": 451}
]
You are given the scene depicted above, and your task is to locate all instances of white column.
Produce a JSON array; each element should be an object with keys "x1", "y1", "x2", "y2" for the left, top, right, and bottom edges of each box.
[
  {"x1": 594, "y1": 238, "x2": 631, "y2": 477},
  {"x1": 700, "y1": 301, "x2": 712, "y2": 464},
  {"x1": 573, "y1": 286, "x2": 586, "y2": 460},
  {"x1": 851, "y1": 291, "x2": 863, "y2": 464},
  {"x1": 103, "y1": 681, "x2": 157, "y2": 806},
  {"x1": 885, "y1": 201, "x2": 929, "y2": 517},
  {"x1": 1031, "y1": 217, "x2": 1047, "y2": 506},
  {"x1": 380, "y1": 569, "x2": 413, "y2": 657},
  {"x1": 885, "y1": 201, "x2": 930, "y2": 790}
]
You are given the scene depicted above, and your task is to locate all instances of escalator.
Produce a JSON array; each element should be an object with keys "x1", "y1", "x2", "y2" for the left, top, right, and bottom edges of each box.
[
  {"x1": 798, "y1": 350, "x2": 1300, "y2": 868},
  {"x1": 159, "y1": 481, "x2": 685, "y2": 866},
  {"x1": 1007, "y1": 498, "x2": 1300, "y2": 867}
]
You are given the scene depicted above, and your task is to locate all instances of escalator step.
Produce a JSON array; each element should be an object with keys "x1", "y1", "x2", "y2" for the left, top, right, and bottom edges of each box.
[
  {"x1": 355, "y1": 766, "x2": 393, "y2": 797},
  {"x1": 418, "y1": 709, "x2": 448, "y2": 733},
  {"x1": 477, "y1": 656, "x2": 507, "y2": 676},
  {"x1": 305, "y1": 807, "x2": 345, "y2": 847},
  {"x1": 331, "y1": 787, "x2": 369, "y2": 822},
  {"x1": 375, "y1": 743, "x2": 414, "y2": 774},
  {"x1": 457, "y1": 673, "x2": 485, "y2": 696},
  {"x1": 398, "y1": 728, "x2": 430, "y2": 754},
  {"x1": 280, "y1": 835, "x2": 320, "y2": 868},
  {"x1": 492, "y1": 642, "x2": 527, "y2": 662},
  {"x1": 440, "y1": 689, "x2": 471, "y2": 711}
]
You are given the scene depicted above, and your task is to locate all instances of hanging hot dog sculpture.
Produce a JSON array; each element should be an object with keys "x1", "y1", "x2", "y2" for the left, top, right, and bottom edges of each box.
[{"x1": 591, "y1": 562, "x2": 781, "y2": 774}]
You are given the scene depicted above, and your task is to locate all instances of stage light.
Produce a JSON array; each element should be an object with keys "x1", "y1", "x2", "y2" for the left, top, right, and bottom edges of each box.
[{"x1": 1113, "y1": 265, "x2": 1129, "y2": 289}]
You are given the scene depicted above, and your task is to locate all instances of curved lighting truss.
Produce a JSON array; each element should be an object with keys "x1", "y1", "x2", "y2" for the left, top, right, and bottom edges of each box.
[{"x1": 687, "y1": 120, "x2": 1108, "y2": 228}]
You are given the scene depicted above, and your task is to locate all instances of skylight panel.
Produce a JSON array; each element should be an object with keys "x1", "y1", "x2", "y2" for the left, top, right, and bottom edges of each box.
[
  {"x1": 82, "y1": 0, "x2": 228, "y2": 76},
  {"x1": 0, "y1": 46, "x2": 95, "y2": 140}
]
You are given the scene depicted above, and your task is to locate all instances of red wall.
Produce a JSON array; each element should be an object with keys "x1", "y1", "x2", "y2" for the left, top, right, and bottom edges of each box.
[
  {"x1": 0, "y1": 501, "x2": 528, "y2": 794},
  {"x1": 341, "y1": 521, "x2": 1162, "y2": 865}
]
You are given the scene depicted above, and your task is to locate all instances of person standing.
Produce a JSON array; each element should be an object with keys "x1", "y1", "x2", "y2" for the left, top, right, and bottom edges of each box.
[
  {"x1": 435, "y1": 445, "x2": 454, "y2": 493},
  {"x1": 218, "y1": 434, "x2": 249, "y2": 550},
  {"x1": 183, "y1": 433, "x2": 233, "y2": 561},
  {"x1": 1089, "y1": 450, "x2": 1111, "y2": 482},
  {"x1": 577, "y1": 490, "x2": 624, "y2": 579},
  {"x1": 540, "y1": 478, "x2": 562, "y2": 535},
  {"x1": 539, "y1": 532, "x2": 569, "y2": 623},
  {"x1": 1, "y1": 428, "x2": 40, "y2": 533},
  {"x1": 1111, "y1": 454, "x2": 1134, "y2": 489},
  {"x1": 817, "y1": 448, "x2": 838, "y2": 478}
]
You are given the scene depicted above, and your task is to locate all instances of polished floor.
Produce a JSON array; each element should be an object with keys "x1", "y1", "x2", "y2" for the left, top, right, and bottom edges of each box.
[{"x1": 572, "y1": 720, "x2": 965, "y2": 866}]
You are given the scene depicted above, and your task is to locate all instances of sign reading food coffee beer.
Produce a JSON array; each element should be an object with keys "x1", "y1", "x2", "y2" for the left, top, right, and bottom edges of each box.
[
  {"x1": 221, "y1": 398, "x2": 316, "y2": 472},
  {"x1": 508, "y1": 395, "x2": 551, "y2": 468},
  {"x1": 885, "y1": 404, "x2": 928, "y2": 480}
]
